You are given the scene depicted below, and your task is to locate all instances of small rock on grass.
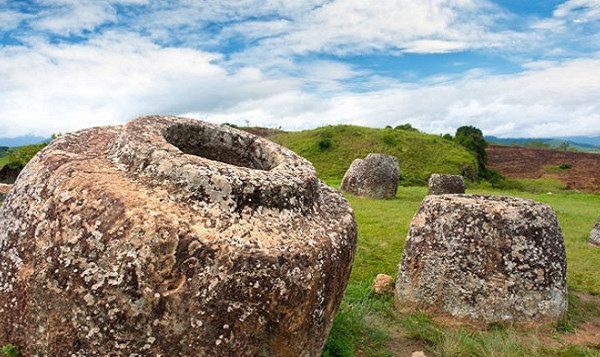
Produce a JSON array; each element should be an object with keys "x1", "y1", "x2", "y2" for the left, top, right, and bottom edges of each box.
[{"x1": 372, "y1": 273, "x2": 394, "y2": 294}]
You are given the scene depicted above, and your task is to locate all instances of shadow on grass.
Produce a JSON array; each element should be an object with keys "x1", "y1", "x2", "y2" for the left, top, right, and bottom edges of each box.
[{"x1": 324, "y1": 285, "x2": 600, "y2": 357}]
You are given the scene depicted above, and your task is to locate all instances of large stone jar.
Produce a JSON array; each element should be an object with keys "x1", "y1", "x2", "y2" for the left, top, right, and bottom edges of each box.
[
  {"x1": 590, "y1": 217, "x2": 600, "y2": 246},
  {"x1": 395, "y1": 194, "x2": 567, "y2": 324},
  {"x1": 428, "y1": 174, "x2": 465, "y2": 195},
  {"x1": 341, "y1": 153, "x2": 399, "y2": 199},
  {"x1": 0, "y1": 116, "x2": 357, "y2": 356}
]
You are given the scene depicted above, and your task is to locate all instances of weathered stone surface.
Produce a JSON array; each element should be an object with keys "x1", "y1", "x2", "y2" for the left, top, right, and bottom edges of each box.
[
  {"x1": 590, "y1": 217, "x2": 600, "y2": 246},
  {"x1": 395, "y1": 194, "x2": 567, "y2": 324},
  {"x1": 0, "y1": 115, "x2": 357, "y2": 356},
  {"x1": 341, "y1": 153, "x2": 399, "y2": 199},
  {"x1": 372, "y1": 274, "x2": 394, "y2": 294},
  {"x1": 428, "y1": 174, "x2": 465, "y2": 195}
]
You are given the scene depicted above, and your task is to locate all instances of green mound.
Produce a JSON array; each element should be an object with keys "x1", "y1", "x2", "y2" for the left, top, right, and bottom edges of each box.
[{"x1": 270, "y1": 125, "x2": 477, "y2": 185}]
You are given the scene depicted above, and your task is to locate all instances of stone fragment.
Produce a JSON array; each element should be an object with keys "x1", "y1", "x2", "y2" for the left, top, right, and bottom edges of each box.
[
  {"x1": 590, "y1": 217, "x2": 600, "y2": 246},
  {"x1": 412, "y1": 352, "x2": 427, "y2": 357},
  {"x1": 428, "y1": 174, "x2": 465, "y2": 195},
  {"x1": 0, "y1": 183, "x2": 11, "y2": 203},
  {"x1": 395, "y1": 194, "x2": 567, "y2": 324},
  {"x1": 0, "y1": 115, "x2": 357, "y2": 356},
  {"x1": 341, "y1": 153, "x2": 399, "y2": 199},
  {"x1": 372, "y1": 274, "x2": 394, "y2": 294}
]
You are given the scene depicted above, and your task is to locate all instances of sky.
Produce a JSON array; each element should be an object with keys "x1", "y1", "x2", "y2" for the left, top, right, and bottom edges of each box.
[{"x1": 1, "y1": 0, "x2": 600, "y2": 138}]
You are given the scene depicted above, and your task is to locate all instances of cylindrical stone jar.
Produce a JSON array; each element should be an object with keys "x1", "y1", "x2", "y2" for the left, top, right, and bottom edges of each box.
[
  {"x1": 395, "y1": 194, "x2": 567, "y2": 325},
  {"x1": 0, "y1": 116, "x2": 357, "y2": 356}
]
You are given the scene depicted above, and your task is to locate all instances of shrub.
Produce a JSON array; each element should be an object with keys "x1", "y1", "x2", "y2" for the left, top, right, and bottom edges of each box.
[
  {"x1": 394, "y1": 123, "x2": 419, "y2": 132},
  {"x1": 461, "y1": 165, "x2": 477, "y2": 182},
  {"x1": 559, "y1": 163, "x2": 572, "y2": 170},
  {"x1": 484, "y1": 169, "x2": 512, "y2": 188},
  {"x1": 318, "y1": 137, "x2": 332, "y2": 151},
  {"x1": 5, "y1": 143, "x2": 47, "y2": 169},
  {"x1": 544, "y1": 164, "x2": 573, "y2": 173},
  {"x1": 382, "y1": 133, "x2": 396, "y2": 145},
  {"x1": 558, "y1": 141, "x2": 570, "y2": 151}
]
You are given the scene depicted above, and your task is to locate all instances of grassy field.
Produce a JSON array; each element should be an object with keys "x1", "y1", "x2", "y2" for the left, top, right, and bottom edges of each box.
[
  {"x1": 323, "y1": 182, "x2": 600, "y2": 357},
  {"x1": 1, "y1": 129, "x2": 598, "y2": 356},
  {"x1": 0, "y1": 155, "x2": 9, "y2": 170},
  {"x1": 271, "y1": 125, "x2": 477, "y2": 185}
]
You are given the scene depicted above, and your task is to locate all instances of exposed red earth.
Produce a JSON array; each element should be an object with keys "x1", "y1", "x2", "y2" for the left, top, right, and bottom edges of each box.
[{"x1": 487, "y1": 145, "x2": 600, "y2": 192}]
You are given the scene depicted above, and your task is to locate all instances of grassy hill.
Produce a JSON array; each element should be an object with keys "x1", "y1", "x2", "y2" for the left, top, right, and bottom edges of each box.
[
  {"x1": 270, "y1": 125, "x2": 477, "y2": 185},
  {"x1": 0, "y1": 143, "x2": 48, "y2": 173}
]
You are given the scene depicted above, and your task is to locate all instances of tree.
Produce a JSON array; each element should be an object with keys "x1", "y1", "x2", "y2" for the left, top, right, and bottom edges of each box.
[
  {"x1": 454, "y1": 125, "x2": 489, "y2": 179},
  {"x1": 394, "y1": 123, "x2": 419, "y2": 132},
  {"x1": 558, "y1": 141, "x2": 570, "y2": 151},
  {"x1": 5, "y1": 143, "x2": 47, "y2": 169}
]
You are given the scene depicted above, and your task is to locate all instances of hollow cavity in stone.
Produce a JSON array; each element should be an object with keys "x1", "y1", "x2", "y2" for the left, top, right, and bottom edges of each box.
[{"x1": 163, "y1": 123, "x2": 274, "y2": 171}]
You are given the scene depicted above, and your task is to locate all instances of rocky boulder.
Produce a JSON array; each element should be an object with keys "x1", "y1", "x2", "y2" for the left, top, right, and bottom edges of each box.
[
  {"x1": 0, "y1": 115, "x2": 357, "y2": 356},
  {"x1": 590, "y1": 217, "x2": 600, "y2": 246},
  {"x1": 372, "y1": 274, "x2": 394, "y2": 294},
  {"x1": 428, "y1": 174, "x2": 465, "y2": 195},
  {"x1": 341, "y1": 154, "x2": 399, "y2": 199},
  {"x1": 395, "y1": 194, "x2": 567, "y2": 324}
]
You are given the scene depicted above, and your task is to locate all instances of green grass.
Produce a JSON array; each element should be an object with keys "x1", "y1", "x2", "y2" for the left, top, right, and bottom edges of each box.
[
  {"x1": 544, "y1": 164, "x2": 573, "y2": 174},
  {"x1": 271, "y1": 125, "x2": 477, "y2": 185},
  {"x1": 1, "y1": 344, "x2": 19, "y2": 357},
  {"x1": 0, "y1": 156, "x2": 9, "y2": 170},
  {"x1": 323, "y1": 182, "x2": 600, "y2": 357}
]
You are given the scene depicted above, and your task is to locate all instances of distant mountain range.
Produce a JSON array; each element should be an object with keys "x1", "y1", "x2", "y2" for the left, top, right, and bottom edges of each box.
[
  {"x1": 485, "y1": 136, "x2": 600, "y2": 153},
  {"x1": 554, "y1": 136, "x2": 600, "y2": 147},
  {"x1": 0, "y1": 135, "x2": 49, "y2": 147}
]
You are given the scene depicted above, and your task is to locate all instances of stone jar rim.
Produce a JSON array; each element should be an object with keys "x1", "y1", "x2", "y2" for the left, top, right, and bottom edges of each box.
[{"x1": 110, "y1": 115, "x2": 318, "y2": 211}]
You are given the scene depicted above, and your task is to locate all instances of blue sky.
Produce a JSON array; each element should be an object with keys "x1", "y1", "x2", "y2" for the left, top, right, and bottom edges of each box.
[{"x1": 1, "y1": 0, "x2": 600, "y2": 138}]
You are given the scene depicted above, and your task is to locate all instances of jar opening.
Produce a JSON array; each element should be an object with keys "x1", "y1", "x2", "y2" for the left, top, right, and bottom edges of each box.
[{"x1": 163, "y1": 124, "x2": 274, "y2": 171}]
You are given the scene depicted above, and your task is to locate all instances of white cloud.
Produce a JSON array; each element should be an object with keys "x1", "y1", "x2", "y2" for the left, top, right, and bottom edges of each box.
[
  {"x1": 11, "y1": 0, "x2": 515, "y2": 56},
  {"x1": 0, "y1": 9, "x2": 31, "y2": 31},
  {"x1": 1, "y1": 29, "x2": 600, "y2": 138},
  {"x1": 223, "y1": 0, "x2": 514, "y2": 59},
  {"x1": 554, "y1": 0, "x2": 600, "y2": 22},
  {"x1": 532, "y1": 0, "x2": 600, "y2": 37},
  {"x1": 192, "y1": 56, "x2": 600, "y2": 138},
  {"x1": 20, "y1": 0, "x2": 148, "y2": 35},
  {"x1": 1, "y1": 0, "x2": 600, "y2": 139},
  {"x1": 0, "y1": 32, "x2": 298, "y2": 136}
]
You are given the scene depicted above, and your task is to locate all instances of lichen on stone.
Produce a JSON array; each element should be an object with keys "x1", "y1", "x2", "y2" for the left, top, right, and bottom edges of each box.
[
  {"x1": 0, "y1": 115, "x2": 357, "y2": 356},
  {"x1": 590, "y1": 217, "x2": 600, "y2": 246},
  {"x1": 395, "y1": 194, "x2": 567, "y2": 324},
  {"x1": 427, "y1": 174, "x2": 465, "y2": 195},
  {"x1": 341, "y1": 153, "x2": 399, "y2": 199}
]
